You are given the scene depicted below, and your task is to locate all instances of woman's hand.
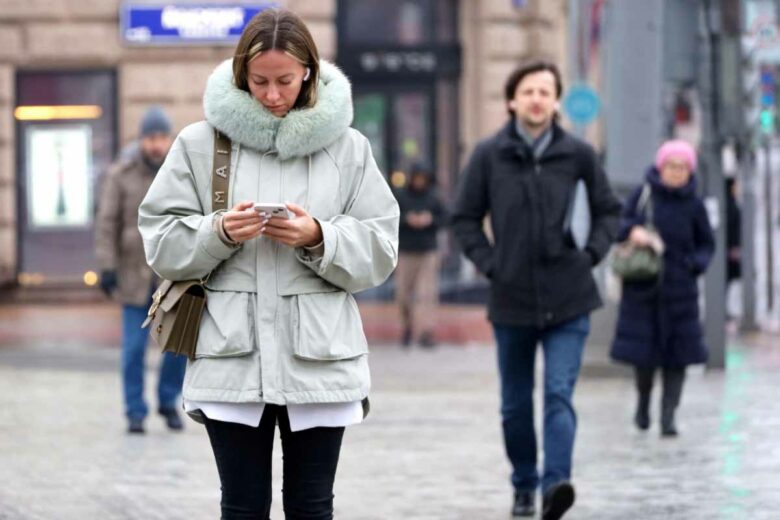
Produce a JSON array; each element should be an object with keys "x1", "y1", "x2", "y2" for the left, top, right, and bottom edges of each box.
[
  {"x1": 629, "y1": 226, "x2": 654, "y2": 247},
  {"x1": 262, "y1": 202, "x2": 323, "y2": 248},
  {"x1": 222, "y1": 201, "x2": 265, "y2": 243}
]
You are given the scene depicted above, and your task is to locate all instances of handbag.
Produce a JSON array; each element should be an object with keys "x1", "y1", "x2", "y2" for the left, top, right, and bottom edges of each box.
[
  {"x1": 611, "y1": 184, "x2": 664, "y2": 282},
  {"x1": 141, "y1": 129, "x2": 232, "y2": 360}
]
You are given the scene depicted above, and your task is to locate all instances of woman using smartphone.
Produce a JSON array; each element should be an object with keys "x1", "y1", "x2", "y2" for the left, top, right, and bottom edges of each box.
[{"x1": 139, "y1": 8, "x2": 399, "y2": 518}]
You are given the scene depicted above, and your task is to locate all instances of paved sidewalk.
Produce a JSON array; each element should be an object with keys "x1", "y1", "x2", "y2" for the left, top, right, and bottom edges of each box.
[{"x1": 0, "y1": 329, "x2": 779, "y2": 518}]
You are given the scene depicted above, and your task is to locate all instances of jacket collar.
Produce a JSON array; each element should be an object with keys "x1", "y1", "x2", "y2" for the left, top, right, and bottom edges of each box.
[
  {"x1": 203, "y1": 59, "x2": 353, "y2": 159},
  {"x1": 645, "y1": 166, "x2": 697, "y2": 198},
  {"x1": 497, "y1": 120, "x2": 575, "y2": 161},
  {"x1": 128, "y1": 147, "x2": 158, "y2": 176}
]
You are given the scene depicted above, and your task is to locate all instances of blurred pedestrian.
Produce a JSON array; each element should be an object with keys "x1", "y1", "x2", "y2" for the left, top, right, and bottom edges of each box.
[
  {"x1": 394, "y1": 163, "x2": 448, "y2": 348},
  {"x1": 138, "y1": 9, "x2": 398, "y2": 519},
  {"x1": 96, "y1": 106, "x2": 185, "y2": 434},
  {"x1": 725, "y1": 177, "x2": 741, "y2": 318},
  {"x1": 610, "y1": 140, "x2": 715, "y2": 437},
  {"x1": 452, "y1": 59, "x2": 621, "y2": 519}
]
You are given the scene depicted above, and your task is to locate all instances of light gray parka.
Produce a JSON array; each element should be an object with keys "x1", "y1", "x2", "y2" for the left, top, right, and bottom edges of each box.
[{"x1": 138, "y1": 59, "x2": 399, "y2": 406}]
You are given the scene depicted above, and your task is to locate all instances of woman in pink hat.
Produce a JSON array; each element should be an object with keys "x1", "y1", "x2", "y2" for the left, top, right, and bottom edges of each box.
[{"x1": 610, "y1": 140, "x2": 715, "y2": 437}]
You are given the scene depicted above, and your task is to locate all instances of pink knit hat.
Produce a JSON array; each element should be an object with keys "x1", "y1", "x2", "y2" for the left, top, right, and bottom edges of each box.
[{"x1": 655, "y1": 140, "x2": 697, "y2": 172}]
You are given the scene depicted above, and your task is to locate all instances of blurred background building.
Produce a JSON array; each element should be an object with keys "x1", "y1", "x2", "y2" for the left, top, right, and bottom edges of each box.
[
  {"x1": 0, "y1": 0, "x2": 567, "y2": 297},
  {"x1": 5, "y1": 0, "x2": 780, "y2": 361}
]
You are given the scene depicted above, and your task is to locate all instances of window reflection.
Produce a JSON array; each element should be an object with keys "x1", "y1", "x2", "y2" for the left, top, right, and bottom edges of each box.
[{"x1": 341, "y1": 0, "x2": 460, "y2": 45}]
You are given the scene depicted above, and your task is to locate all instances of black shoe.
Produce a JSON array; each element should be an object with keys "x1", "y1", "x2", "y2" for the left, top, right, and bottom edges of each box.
[
  {"x1": 661, "y1": 420, "x2": 679, "y2": 437},
  {"x1": 542, "y1": 481, "x2": 575, "y2": 520},
  {"x1": 158, "y1": 407, "x2": 184, "y2": 431},
  {"x1": 128, "y1": 417, "x2": 145, "y2": 434},
  {"x1": 511, "y1": 491, "x2": 535, "y2": 517},
  {"x1": 661, "y1": 409, "x2": 679, "y2": 437},
  {"x1": 634, "y1": 409, "x2": 650, "y2": 430},
  {"x1": 418, "y1": 332, "x2": 436, "y2": 349}
]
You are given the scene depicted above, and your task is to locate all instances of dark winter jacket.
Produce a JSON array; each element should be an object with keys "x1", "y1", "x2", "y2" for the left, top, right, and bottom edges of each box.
[
  {"x1": 452, "y1": 121, "x2": 622, "y2": 327},
  {"x1": 95, "y1": 150, "x2": 159, "y2": 306},
  {"x1": 726, "y1": 181, "x2": 741, "y2": 281},
  {"x1": 610, "y1": 167, "x2": 715, "y2": 368},
  {"x1": 395, "y1": 182, "x2": 448, "y2": 253}
]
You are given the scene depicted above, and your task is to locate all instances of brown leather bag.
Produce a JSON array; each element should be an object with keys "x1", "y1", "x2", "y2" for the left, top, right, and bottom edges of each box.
[{"x1": 141, "y1": 129, "x2": 232, "y2": 360}]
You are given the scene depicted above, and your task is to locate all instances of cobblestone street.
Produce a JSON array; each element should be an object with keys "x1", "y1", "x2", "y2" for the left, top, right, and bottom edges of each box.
[{"x1": 0, "y1": 306, "x2": 779, "y2": 519}]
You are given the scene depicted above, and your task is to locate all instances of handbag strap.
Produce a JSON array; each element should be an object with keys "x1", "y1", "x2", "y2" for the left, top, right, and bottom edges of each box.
[
  {"x1": 202, "y1": 128, "x2": 232, "y2": 285},
  {"x1": 145, "y1": 129, "x2": 233, "y2": 323},
  {"x1": 637, "y1": 183, "x2": 654, "y2": 230},
  {"x1": 212, "y1": 129, "x2": 232, "y2": 211}
]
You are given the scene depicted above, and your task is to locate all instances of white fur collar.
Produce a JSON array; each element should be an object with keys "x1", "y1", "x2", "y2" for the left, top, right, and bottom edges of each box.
[{"x1": 203, "y1": 59, "x2": 353, "y2": 159}]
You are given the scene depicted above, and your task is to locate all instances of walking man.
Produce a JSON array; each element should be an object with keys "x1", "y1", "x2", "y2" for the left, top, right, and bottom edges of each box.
[
  {"x1": 452, "y1": 60, "x2": 621, "y2": 519},
  {"x1": 394, "y1": 163, "x2": 448, "y2": 348},
  {"x1": 96, "y1": 106, "x2": 186, "y2": 434}
]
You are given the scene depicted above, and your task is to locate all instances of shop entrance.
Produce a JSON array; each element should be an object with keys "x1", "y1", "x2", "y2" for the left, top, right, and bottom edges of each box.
[{"x1": 15, "y1": 70, "x2": 117, "y2": 286}]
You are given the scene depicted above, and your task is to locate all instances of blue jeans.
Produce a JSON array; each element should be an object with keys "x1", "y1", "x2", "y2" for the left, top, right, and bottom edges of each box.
[
  {"x1": 493, "y1": 314, "x2": 590, "y2": 493},
  {"x1": 121, "y1": 300, "x2": 187, "y2": 420}
]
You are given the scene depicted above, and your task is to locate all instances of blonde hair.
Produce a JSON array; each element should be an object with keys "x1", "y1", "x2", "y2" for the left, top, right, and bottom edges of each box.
[{"x1": 232, "y1": 8, "x2": 320, "y2": 109}]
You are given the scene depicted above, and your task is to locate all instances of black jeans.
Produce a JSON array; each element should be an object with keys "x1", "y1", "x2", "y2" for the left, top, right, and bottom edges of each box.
[
  {"x1": 203, "y1": 405, "x2": 345, "y2": 520},
  {"x1": 635, "y1": 366, "x2": 686, "y2": 422}
]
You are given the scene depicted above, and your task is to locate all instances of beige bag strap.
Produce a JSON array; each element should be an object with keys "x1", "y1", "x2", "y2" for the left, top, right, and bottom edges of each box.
[
  {"x1": 144, "y1": 129, "x2": 233, "y2": 328},
  {"x1": 212, "y1": 129, "x2": 232, "y2": 211}
]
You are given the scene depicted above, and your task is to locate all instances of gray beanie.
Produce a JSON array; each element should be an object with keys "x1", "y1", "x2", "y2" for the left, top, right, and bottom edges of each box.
[{"x1": 139, "y1": 106, "x2": 172, "y2": 137}]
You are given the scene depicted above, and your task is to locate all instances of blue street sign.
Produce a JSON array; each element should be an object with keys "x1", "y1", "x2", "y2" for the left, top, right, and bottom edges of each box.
[
  {"x1": 761, "y1": 67, "x2": 775, "y2": 107},
  {"x1": 121, "y1": 3, "x2": 276, "y2": 46},
  {"x1": 562, "y1": 84, "x2": 601, "y2": 126}
]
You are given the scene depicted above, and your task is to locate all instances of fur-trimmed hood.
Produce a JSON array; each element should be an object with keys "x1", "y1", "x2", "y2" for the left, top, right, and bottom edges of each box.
[{"x1": 203, "y1": 59, "x2": 353, "y2": 159}]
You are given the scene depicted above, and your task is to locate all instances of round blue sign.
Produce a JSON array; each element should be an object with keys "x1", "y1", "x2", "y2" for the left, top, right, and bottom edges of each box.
[{"x1": 563, "y1": 85, "x2": 601, "y2": 126}]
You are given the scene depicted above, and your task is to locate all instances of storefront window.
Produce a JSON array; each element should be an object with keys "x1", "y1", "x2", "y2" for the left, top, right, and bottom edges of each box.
[
  {"x1": 340, "y1": 0, "x2": 456, "y2": 45},
  {"x1": 393, "y1": 92, "x2": 431, "y2": 173},
  {"x1": 25, "y1": 124, "x2": 93, "y2": 228},
  {"x1": 353, "y1": 94, "x2": 388, "y2": 173},
  {"x1": 15, "y1": 70, "x2": 116, "y2": 280}
]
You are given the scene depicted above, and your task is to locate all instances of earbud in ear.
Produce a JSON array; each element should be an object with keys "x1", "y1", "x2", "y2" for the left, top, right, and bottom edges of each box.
[{"x1": 303, "y1": 67, "x2": 311, "y2": 81}]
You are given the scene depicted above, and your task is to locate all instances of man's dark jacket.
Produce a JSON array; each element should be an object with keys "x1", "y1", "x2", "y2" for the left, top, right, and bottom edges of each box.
[{"x1": 452, "y1": 121, "x2": 622, "y2": 327}]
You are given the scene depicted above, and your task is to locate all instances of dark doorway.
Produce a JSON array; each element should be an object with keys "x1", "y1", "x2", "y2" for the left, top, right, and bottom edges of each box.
[{"x1": 15, "y1": 70, "x2": 117, "y2": 285}]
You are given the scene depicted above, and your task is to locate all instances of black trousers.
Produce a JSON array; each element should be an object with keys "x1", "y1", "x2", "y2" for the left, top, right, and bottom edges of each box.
[
  {"x1": 203, "y1": 405, "x2": 345, "y2": 520},
  {"x1": 634, "y1": 366, "x2": 686, "y2": 422}
]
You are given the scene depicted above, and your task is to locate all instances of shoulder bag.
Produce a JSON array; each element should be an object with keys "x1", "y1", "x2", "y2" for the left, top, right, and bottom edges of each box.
[
  {"x1": 141, "y1": 129, "x2": 232, "y2": 360},
  {"x1": 611, "y1": 184, "x2": 664, "y2": 282}
]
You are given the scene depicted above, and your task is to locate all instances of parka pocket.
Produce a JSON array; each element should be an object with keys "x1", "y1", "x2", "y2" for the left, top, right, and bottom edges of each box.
[
  {"x1": 195, "y1": 290, "x2": 256, "y2": 358},
  {"x1": 292, "y1": 291, "x2": 368, "y2": 361}
]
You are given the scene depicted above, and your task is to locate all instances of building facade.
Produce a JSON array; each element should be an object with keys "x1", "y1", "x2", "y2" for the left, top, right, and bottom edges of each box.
[{"x1": 0, "y1": 0, "x2": 567, "y2": 293}]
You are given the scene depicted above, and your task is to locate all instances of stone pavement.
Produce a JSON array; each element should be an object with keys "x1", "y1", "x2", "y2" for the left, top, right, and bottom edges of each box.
[{"x1": 1, "y1": 314, "x2": 779, "y2": 519}]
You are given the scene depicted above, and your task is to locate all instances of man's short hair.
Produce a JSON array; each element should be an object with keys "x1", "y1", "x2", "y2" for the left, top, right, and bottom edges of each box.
[{"x1": 504, "y1": 59, "x2": 564, "y2": 116}]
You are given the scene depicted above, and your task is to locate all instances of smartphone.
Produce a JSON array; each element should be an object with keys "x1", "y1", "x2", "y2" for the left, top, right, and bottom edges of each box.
[{"x1": 253, "y1": 203, "x2": 292, "y2": 219}]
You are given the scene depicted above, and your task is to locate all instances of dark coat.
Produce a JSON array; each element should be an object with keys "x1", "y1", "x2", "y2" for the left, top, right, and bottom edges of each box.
[
  {"x1": 452, "y1": 121, "x2": 622, "y2": 327},
  {"x1": 610, "y1": 168, "x2": 715, "y2": 368},
  {"x1": 395, "y1": 180, "x2": 448, "y2": 253},
  {"x1": 726, "y1": 181, "x2": 741, "y2": 281},
  {"x1": 95, "y1": 151, "x2": 158, "y2": 306}
]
